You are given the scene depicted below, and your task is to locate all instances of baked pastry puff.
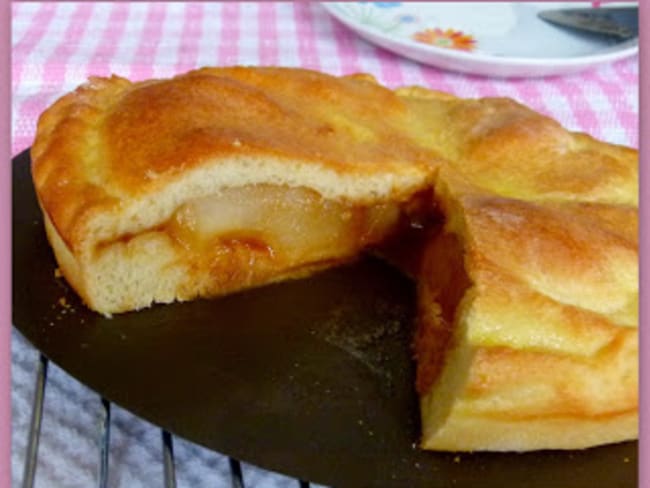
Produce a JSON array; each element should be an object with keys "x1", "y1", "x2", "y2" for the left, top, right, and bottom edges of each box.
[
  {"x1": 414, "y1": 167, "x2": 638, "y2": 451},
  {"x1": 397, "y1": 85, "x2": 639, "y2": 450},
  {"x1": 31, "y1": 66, "x2": 638, "y2": 452},
  {"x1": 31, "y1": 67, "x2": 438, "y2": 315}
]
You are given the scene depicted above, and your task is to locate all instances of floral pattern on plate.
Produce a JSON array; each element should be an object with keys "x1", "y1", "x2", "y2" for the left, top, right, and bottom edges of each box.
[
  {"x1": 324, "y1": 2, "x2": 496, "y2": 51},
  {"x1": 412, "y1": 28, "x2": 476, "y2": 51},
  {"x1": 322, "y1": 2, "x2": 638, "y2": 77}
]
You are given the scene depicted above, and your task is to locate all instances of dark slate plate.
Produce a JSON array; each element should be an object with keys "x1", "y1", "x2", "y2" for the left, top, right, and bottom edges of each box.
[{"x1": 12, "y1": 149, "x2": 637, "y2": 488}]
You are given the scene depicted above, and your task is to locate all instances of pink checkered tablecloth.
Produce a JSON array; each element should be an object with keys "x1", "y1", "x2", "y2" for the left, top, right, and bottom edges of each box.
[
  {"x1": 11, "y1": 2, "x2": 639, "y2": 488},
  {"x1": 12, "y1": 1, "x2": 638, "y2": 156}
]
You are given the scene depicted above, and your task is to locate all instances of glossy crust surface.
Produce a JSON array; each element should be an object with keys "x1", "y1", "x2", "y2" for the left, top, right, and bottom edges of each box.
[
  {"x1": 31, "y1": 67, "x2": 638, "y2": 451},
  {"x1": 416, "y1": 187, "x2": 637, "y2": 450},
  {"x1": 31, "y1": 68, "x2": 438, "y2": 314},
  {"x1": 32, "y1": 68, "x2": 437, "y2": 255},
  {"x1": 393, "y1": 85, "x2": 638, "y2": 450},
  {"x1": 396, "y1": 86, "x2": 638, "y2": 206}
]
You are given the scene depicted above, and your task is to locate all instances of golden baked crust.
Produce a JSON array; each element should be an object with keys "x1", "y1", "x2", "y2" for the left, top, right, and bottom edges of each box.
[
  {"x1": 31, "y1": 67, "x2": 438, "y2": 314},
  {"x1": 31, "y1": 67, "x2": 638, "y2": 451},
  {"x1": 397, "y1": 87, "x2": 638, "y2": 206},
  {"x1": 413, "y1": 166, "x2": 638, "y2": 451},
  {"x1": 392, "y1": 84, "x2": 638, "y2": 450},
  {"x1": 32, "y1": 68, "x2": 437, "y2": 255}
]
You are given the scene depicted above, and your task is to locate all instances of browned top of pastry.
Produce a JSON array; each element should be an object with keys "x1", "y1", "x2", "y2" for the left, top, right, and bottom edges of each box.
[
  {"x1": 31, "y1": 67, "x2": 440, "y2": 253},
  {"x1": 397, "y1": 86, "x2": 637, "y2": 206}
]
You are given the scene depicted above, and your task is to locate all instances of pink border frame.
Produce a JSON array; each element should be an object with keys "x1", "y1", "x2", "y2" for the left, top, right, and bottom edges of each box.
[
  {"x1": 1, "y1": 0, "x2": 11, "y2": 486},
  {"x1": 638, "y1": 2, "x2": 648, "y2": 487},
  {"x1": 0, "y1": 2, "x2": 646, "y2": 488}
]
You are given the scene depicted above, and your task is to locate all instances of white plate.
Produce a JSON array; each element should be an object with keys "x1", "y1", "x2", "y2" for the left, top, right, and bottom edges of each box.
[{"x1": 322, "y1": 2, "x2": 638, "y2": 78}]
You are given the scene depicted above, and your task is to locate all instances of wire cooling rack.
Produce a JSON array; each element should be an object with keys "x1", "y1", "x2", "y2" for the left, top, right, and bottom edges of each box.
[{"x1": 19, "y1": 353, "x2": 314, "y2": 488}]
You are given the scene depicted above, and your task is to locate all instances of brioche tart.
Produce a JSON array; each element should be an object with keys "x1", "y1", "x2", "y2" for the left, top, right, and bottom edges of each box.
[
  {"x1": 396, "y1": 86, "x2": 638, "y2": 206},
  {"x1": 31, "y1": 67, "x2": 437, "y2": 315},
  {"x1": 413, "y1": 167, "x2": 638, "y2": 451},
  {"x1": 390, "y1": 84, "x2": 638, "y2": 450},
  {"x1": 30, "y1": 66, "x2": 638, "y2": 453}
]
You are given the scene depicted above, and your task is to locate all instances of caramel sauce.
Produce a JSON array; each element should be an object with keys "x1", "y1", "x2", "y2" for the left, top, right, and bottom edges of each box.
[
  {"x1": 414, "y1": 232, "x2": 472, "y2": 395},
  {"x1": 94, "y1": 185, "x2": 437, "y2": 287}
]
